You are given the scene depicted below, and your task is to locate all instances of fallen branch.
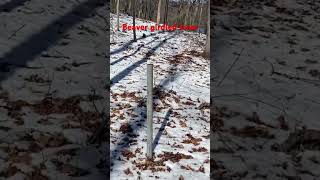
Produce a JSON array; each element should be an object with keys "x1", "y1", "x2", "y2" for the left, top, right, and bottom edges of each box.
[
  {"x1": 216, "y1": 48, "x2": 244, "y2": 88},
  {"x1": 8, "y1": 24, "x2": 26, "y2": 40}
]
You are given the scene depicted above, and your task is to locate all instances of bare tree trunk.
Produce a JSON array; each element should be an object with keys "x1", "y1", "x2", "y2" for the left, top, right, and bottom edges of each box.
[
  {"x1": 177, "y1": 1, "x2": 183, "y2": 25},
  {"x1": 116, "y1": 0, "x2": 120, "y2": 31},
  {"x1": 163, "y1": 0, "x2": 168, "y2": 25},
  {"x1": 133, "y1": 0, "x2": 137, "y2": 41},
  {"x1": 144, "y1": 0, "x2": 148, "y2": 19},
  {"x1": 192, "y1": 4, "x2": 199, "y2": 26},
  {"x1": 199, "y1": 2, "x2": 203, "y2": 25},
  {"x1": 156, "y1": 0, "x2": 162, "y2": 24},
  {"x1": 128, "y1": 0, "x2": 132, "y2": 15},
  {"x1": 184, "y1": 3, "x2": 190, "y2": 25},
  {"x1": 204, "y1": 1, "x2": 210, "y2": 57},
  {"x1": 165, "y1": 0, "x2": 169, "y2": 24},
  {"x1": 138, "y1": 0, "x2": 142, "y2": 18},
  {"x1": 198, "y1": 2, "x2": 203, "y2": 34},
  {"x1": 148, "y1": 0, "x2": 152, "y2": 20}
]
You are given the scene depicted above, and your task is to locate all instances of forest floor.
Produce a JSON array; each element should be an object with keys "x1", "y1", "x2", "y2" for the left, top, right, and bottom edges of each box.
[
  {"x1": 0, "y1": 0, "x2": 108, "y2": 179},
  {"x1": 212, "y1": 0, "x2": 320, "y2": 179},
  {"x1": 110, "y1": 14, "x2": 210, "y2": 179}
]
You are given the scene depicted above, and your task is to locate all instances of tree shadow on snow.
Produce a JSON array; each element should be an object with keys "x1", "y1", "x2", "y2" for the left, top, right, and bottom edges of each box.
[
  {"x1": 0, "y1": 0, "x2": 105, "y2": 84},
  {"x1": 110, "y1": 41, "x2": 195, "y2": 169},
  {"x1": 110, "y1": 31, "x2": 164, "y2": 56},
  {"x1": 152, "y1": 108, "x2": 172, "y2": 151},
  {"x1": 110, "y1": 32, "x2": 178, "y2": 86},
  {"x1": 0, "y1": 0, "x2": 109, "y2": 179},
  {"x1": 110, "y1": 37, "x2": 158, "y2": 66}
]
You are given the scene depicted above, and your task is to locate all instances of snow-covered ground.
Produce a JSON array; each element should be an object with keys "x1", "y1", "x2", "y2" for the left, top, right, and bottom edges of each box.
[
  {"x1": 110, "y1": 14, "x2": 210, "y2": 179},
  {"x1": 212, "y1": 0, "x2": 320, "y2": 179},
  {"x1": 0, "y1": 1, "x2": 107, "y2": 179}
]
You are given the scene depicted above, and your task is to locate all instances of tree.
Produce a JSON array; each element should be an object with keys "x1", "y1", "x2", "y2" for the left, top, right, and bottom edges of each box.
[
  {"x1": 204, "y1": 0, "x2": 210, "y2": 57},
  {"x1": 156, "y1": 0, "x2": 162, "y2": 25},
  {"x1": 192, "y1": 2, "x2": 199, "y2": 26},
  {"x1": 165, "y1": 0, "x2": 169, "y2": 24},
  {"x1": 148, "y1": 0, "x2": 152, "y2": 20},
  {"x1": 163, "y1": 0, "x2": 169, "y2": 25},
  {"x1": 116, "y1": 0, "x2": 120, "y2": 31},
  {"x1": 184, "y1": 2, "x2": 190, "y2": 25},
  {"x1": 128, "y1": 0, "x2": 132, "y2": 15},
  {"x1": 133, "y1": 0, "x2": 137, "y2": 41},
  {"x1": 197, "y1": 1, "x2": 204, "y2": 34}
]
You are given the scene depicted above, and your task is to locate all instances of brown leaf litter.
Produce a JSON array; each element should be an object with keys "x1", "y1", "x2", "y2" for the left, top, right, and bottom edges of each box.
[
  {"x1": 119, "y1": 123, "x2": 133, "y2": 134},
  {"x1": 182, "y1": 133, "x2": 202, "y2": 146},
  {"x1": 169, "y1": 53, "x2": 192, "y2": 65},
  {"x1": 191, "y1": 147, "x2": 208, "y2": 153},
  {"x1": 51, "y1": 159, "x2": 90, "y2": 177},
  {"x1": 133, "y1": 152, "x2": 193, "y2": 172},
  {"x1": 122, "y1": 149, "x2": 136, "y2": 160},
  {"x1": 230, "y1": 126, "x2": 275, "y2": 139},
  {"x1": 272, "y1": 129, "x2": 320, "y2": 152}
]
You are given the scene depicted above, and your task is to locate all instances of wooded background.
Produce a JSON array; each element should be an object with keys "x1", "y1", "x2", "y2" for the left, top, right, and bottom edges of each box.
[
  {"x1": 110, "y1": 0, "x2": 210, "y2": 57},
  {"x1": 110, "y1": 0, "x2": 209, "y2": 32}
]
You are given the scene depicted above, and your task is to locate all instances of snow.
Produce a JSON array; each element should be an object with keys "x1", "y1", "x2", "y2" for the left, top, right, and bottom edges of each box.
[
  {"x1": 212, "y1": 0, "x2": 320, "y2": 179},
  {"x1": 110, "y1": 13, "x2": 210, "y2": 179},
  {"x1": 0, "y1": 1, "x2": 107, "y2": 179}
]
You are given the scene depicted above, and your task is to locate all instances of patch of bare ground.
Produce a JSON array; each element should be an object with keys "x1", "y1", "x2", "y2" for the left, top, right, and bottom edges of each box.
[
  {"x1": 230, "y1": 126, "x2": 275, "y2": 139},
  {"x1": 133, "y1": 152, "x2": 193, "y2": 172},
  {"x1": 25, "y1": 166, "x2": 49, "y2": 180},
  {"x1": 1, "y1": 93, "x2": 103, "y2": 133},
  {"x1": 191, "y1": 147, "x2": 208, "y2": 153},
  {"x1": 212, "y1": 106, "x2": 241, "y2": 131},
  {"x1": 182, "y1": 133, "x2": 202, "y2": 146},
  {"x1": 124, "y1": 168, "x2": 133, "y2": 175},
  {"x1": 168, "y1": 53, "x2": 192, "y2": 65},
  {"x1": 184, "y1": 50, "x2": 203, "y2": 57},
  {"x1": 51, "y1": 158, "x2": 90, "y2": 177},
  {"x1": 24, "y1": 74, "x2": 51, "y2": 83},
  {"x1": 119, "y1": 123, "x2": 134, "y2": 134},
  {"x1": 0, "y1": 165, "x2": 19, "y2": 178},
  {"x1": 181, "y1": 164, "x2": 205, "y2": 173},
  {"x1": 20, "y1": 131, "x2": 70, "y2": 151},
  {"x1": 272, "y1": 129, "x2": 320, "y2": 152},
  {"x1": 122, "y1": 149, "x2": 136, "y2": 160}
]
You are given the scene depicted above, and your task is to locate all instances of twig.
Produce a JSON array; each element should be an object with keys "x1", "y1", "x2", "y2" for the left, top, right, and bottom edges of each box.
[
  {"x1": 8, "y1": 24, "x2": 26, "y2": 40},
  {"x1": 216, "y1": 48, "x2": 244, "y2": 88},
  {"x1": 263, "y1": 57, "x2": 320, "y2": 85},
  {"x1": 212, "y1": 93, "x2": 252, "y2": 99},
  {"x1": 87, "y1": 87, "x2": 108, "y2": 144},
  {"x1": 215, "y1": 131, "x2": 250, "y2": 168},
  {"x1": 272, "y1": 71, "x2": 320, "y2": 85},
  {"x1": 45, "y1": 72, "x2": 54, "y2": 98}
]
